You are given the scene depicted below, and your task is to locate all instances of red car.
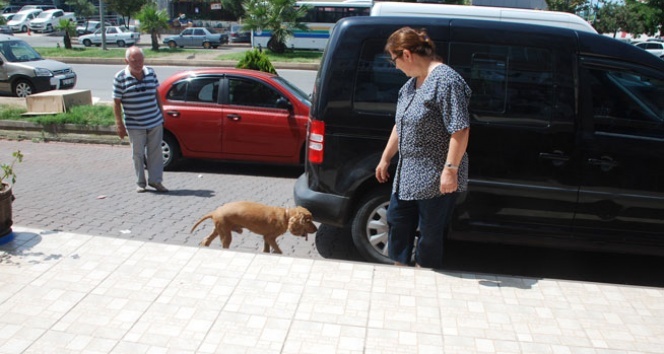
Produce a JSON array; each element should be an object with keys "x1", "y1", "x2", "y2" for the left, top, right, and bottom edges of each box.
[{"x1": 158, "y1": 68, "x2": 311, "y2": 169}]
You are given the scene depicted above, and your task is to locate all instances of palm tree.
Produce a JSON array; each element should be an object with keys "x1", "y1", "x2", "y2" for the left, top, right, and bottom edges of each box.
[
  {"x1": 135, "y1": 3, "x2": 170, "y2": 51},
  {"x1": 57, "y1": 19, "x2": 76, "y2": 49},
  {"x1": 242, "y1": 0, "x2": 310, "y2": 53}
]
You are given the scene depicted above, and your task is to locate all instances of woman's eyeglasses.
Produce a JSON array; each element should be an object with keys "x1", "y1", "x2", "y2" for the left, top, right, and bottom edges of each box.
[{"x1": 387, "y1": 52, "x2": 402, "y2": 66}]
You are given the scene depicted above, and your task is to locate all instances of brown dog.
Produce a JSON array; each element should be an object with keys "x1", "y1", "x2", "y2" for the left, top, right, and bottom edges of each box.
[{"x1": 191, "y1": 201, "x2": 318, "y2": 254}]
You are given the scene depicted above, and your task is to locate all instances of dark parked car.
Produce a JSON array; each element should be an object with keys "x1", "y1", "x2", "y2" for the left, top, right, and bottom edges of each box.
[
  {"x1": 158, "y1": 68, "x2": 311, "y2": 169},
  {"x1": 294, "y1": 16, "x2": 664, "y2": 263},
  {"x1": 162, "y1": 27, "x2": 228, "y2": 49},
  {"x1": 230, "y1": 24, "x2": 250, "y2": 43}
]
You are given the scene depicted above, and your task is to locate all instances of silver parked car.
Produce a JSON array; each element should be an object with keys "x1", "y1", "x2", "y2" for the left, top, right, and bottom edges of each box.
[
  {"x1": 78, "y1": 26, "x2": 140, "y2": 47},
  {"x1": 0, "y1": 35, "x2": 76, "y2": 97},
  {"x1": 162, "y1": 27, "x2": 228, "y2": 49}
]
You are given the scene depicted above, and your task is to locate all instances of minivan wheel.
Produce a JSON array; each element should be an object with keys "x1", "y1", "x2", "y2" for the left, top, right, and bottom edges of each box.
[
  {"x1": 13, "y1": 79, "x2": 34, "y2": 98},
  {"x1": 161, "y1": 133, "x2": 182, "y2": 171},
  {"x1": 351, "y1": 188, "x2": 392, "y2": 264}
]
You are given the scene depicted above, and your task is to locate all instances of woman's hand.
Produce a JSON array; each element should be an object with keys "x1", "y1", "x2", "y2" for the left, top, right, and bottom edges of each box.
[
  {"x1": 439, "y1": 168, "x2": 458, "y2": 194},
  {"x1": 376, "y1": 160, "x2": 391, "y2": 183}
]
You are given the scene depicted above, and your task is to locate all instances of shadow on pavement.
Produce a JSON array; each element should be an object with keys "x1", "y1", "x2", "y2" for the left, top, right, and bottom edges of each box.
[{"x1": 171, "y1": 159, "x2": 303, "y2": 179}]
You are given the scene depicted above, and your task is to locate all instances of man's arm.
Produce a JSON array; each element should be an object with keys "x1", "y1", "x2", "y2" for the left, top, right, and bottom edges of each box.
[{"x1": 113, "y1": 98, "x2": 126, "y2": 139}]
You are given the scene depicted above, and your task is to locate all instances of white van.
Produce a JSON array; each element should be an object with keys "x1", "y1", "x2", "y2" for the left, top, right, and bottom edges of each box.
[
  {"x1": 370, "y1": 2, "x2": 597, "y2": 33},
  {"x1": 7, "y1": 9, "x2": 42, "y2": 33}
]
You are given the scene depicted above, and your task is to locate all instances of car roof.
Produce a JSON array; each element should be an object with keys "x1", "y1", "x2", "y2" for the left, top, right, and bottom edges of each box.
[
  {"x1": 167, "y1": 68, "x2": 279, "y2": 81},
  {"x1": 16, "y1": 9, "x2": 42, "y2": 14}
]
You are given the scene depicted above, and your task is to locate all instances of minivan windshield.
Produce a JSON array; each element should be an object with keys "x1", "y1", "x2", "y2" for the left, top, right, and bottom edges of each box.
[{"x1": 0, "y1": 40, "x2": 43, "y2": 62}]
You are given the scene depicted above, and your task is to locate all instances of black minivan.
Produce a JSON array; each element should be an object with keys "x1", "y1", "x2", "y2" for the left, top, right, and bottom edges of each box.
[{"x1": 294, "y1": 16, "x2": 664, "y2": 264}]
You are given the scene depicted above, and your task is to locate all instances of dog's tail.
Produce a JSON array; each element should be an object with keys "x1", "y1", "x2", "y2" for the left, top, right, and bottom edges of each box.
[{"x1": 191, "y1": 213, "x2": 213, "y2": 233}]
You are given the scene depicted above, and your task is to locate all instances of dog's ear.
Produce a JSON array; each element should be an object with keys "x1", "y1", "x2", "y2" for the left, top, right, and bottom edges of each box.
[{"x1": 288, "y1": 212, "x2": 306, "y2": 236}]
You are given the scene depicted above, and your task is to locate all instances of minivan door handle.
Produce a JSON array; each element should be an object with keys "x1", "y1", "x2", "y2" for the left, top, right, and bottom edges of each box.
[
  {"x1": 587, "y1": 156, "x2": 618, "y2": 172},
  {"x1": 539, "y1": 151, "x2": 569, "y2": 167}
]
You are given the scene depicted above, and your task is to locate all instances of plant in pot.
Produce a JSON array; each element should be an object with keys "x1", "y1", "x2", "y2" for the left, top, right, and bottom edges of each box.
[{"x1": 1, "y1": 150, "x2": 23, "y2": 245}]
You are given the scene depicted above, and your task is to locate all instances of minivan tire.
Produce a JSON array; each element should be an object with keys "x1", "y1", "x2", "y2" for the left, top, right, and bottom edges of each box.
[
  {"x1": 13, "y1": 79, "x2": 34, "y2": 97},
  {"x1": 351, "y1": 188, "x2": 392, "y2": 264}
]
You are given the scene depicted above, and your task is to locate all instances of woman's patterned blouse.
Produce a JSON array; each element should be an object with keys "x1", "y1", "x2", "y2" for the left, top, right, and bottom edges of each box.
[{"x1": 393, "y1": 64, "x2": 471, "y2": 200}]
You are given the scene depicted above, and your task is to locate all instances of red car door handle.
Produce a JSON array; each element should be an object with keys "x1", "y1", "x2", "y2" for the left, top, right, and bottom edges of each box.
[
  {"x1": 166, "y1": 110, "x2": 180, "y2": 118},
  {"x1": 227, "y1": 114, "x2": 241, "y2": 121}
]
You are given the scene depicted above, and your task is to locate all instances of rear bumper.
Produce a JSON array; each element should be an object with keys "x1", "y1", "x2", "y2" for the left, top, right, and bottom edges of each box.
[{"x1": 293, "y1": 173, "x2": 350, "y2": 227}]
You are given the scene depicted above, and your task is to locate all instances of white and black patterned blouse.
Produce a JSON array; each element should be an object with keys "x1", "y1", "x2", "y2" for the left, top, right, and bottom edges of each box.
[{"x1": 393, "y1": 64, "x2": 471, "y2": 200}]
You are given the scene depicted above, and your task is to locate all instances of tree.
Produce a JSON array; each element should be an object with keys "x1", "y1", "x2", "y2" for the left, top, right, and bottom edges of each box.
[
  {"x1": 135, "y1": 3, "x2": 170, "y2": 51},
  {"x1": 242, "y1": 0, "x2": 310, "y2": 53},
  {"x1": 220, "y1": 0, "x2": 246, "y2": 20},
  {"x1": 593, "y1": 1, "x2": 622, "y2": 36},
  {"x1": 545, "y1": 0, "x2": 587, "y2": 13},
  {"x1": 66, "y1": 0, "x2": 96, "y2": 29},
  {"x1": 57, "y1": 19, "x2": 77, "y2": 49},
  {"x1": 106, "y1": 0, "x2": 149, "y2": 29}
]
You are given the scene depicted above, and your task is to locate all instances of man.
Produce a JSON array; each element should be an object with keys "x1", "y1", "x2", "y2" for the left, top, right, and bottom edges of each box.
[{"x1": 113, "y1": 46, "x2": 168, "y2": 193}]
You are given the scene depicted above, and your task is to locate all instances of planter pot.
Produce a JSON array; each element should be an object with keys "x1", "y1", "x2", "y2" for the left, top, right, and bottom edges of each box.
[{"x1": 0, "y1": 183, "x2": 14, "y2": 245}]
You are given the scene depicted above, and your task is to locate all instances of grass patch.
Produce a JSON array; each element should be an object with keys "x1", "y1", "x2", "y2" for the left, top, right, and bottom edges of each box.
[
  {"x1": 35, "y1": 47, "x2": 199, "y2": 59},
  {"x1": 216, "y1": 50, "x2": 322, "y2": 63},
  {"x1": 35, "y1": 46, "x2": 322, "y2": 63},
  {"x1": 0, "y1": 104, "x2": 115, "y2": 127}
]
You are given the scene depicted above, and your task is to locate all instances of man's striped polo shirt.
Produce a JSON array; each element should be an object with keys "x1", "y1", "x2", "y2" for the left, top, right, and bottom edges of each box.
[{"x1": 112, "y1": 66, "x2": 163, "y2": 130}]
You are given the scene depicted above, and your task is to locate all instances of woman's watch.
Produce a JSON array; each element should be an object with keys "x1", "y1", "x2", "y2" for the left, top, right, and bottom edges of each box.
[{"x1": 445, "y1": 162, "x2": 459, "y2": 170}]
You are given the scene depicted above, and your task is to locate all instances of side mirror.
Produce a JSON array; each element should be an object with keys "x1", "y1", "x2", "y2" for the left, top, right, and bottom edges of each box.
[{"x1": 276, "y1": 97, "x2": 292, "y2": 111}]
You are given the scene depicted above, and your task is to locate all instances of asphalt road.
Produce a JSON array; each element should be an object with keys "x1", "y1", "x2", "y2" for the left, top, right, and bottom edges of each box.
[{"x1": 3, "y1": 139, "x2": 664, "y2": 288}]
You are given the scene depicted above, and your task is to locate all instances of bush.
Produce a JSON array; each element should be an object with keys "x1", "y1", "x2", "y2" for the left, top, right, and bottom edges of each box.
[{"x1": 236, "y1": 49, "x2": 277, "y2": 74}]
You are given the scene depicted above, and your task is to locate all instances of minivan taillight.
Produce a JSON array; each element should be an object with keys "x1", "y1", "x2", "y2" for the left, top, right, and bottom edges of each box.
[{"x1": 308, "y1": 120, "x2": 325, "y2": 164}]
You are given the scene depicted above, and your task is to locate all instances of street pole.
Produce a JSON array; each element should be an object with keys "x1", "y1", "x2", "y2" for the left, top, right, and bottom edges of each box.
[{"x1": 100, "y1": 0, "x2": 107, "y2": 50}]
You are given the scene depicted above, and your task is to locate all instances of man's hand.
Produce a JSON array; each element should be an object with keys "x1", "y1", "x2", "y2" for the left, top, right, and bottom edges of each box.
[{"x1": 116, "y1": 124, "x2": 127, "y2": 139}]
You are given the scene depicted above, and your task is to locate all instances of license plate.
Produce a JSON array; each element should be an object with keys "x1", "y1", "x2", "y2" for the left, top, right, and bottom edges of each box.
[{"x1": 62, "y1": 78, "x2": 75, "y2": 85}]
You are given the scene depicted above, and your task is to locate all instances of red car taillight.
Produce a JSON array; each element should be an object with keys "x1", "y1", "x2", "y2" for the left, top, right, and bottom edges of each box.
[{"x1": 308, "y1": 120, "x2": 325, "y2": 164}]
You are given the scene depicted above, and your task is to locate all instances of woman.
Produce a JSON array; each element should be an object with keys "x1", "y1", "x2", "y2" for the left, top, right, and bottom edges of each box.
[{"x1": 375, "y1": 27, "x2": 471, "y2": 269}]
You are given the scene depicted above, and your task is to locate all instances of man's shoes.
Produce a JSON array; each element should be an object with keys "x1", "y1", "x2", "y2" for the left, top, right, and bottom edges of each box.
[
  {"x1": 148, "y1": 182, "x2": 169, "y2": 193},
  {"x1": 136, "y1": 186, "x2": 146, "y2": 193}
]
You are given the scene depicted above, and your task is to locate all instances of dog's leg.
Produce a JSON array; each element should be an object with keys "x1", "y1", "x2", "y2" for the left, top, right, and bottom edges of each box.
[
  {"x1": 220, "y1": 228, "x2": 233, "y2": 249},
  {"x1": 200, "y1": 230, "x2": 219, "y2": 247},
  {"x1": 263, "y1": 240, "x2": 270, "y2": 253},
  {"x1": 265, "y1": 236, "x2": 282, "y2": 254}
]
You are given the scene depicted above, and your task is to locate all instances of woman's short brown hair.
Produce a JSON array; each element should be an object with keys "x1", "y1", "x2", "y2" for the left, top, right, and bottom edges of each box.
[{"x1": 385, "y1": 27, "x2": 436, "y2": 59}]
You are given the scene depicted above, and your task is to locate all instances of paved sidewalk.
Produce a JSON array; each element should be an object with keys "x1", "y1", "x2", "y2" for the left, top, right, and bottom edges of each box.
[{"x1": 1, "y1": 227, "x2": 663, "y2": 353}]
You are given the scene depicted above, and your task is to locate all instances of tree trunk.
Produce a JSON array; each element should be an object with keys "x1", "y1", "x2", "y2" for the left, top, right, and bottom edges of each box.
[
  {"x1": 267, "y1": 36, "x2": 286, "y2": 54},
  {"x1": 63, "y1": 31, "x2": 72, "y2": 49},
  {"x1": 151, "y1": 32, "x2": 160, "y2": 51}
]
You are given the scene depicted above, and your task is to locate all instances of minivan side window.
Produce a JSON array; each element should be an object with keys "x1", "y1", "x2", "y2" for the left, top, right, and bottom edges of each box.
[
  {"x1": 586, "y1": 66, "x2": 664, "y2": 135},
  {"x1": 449, "y1": 43, "x2": 554, "y2": 127}
]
